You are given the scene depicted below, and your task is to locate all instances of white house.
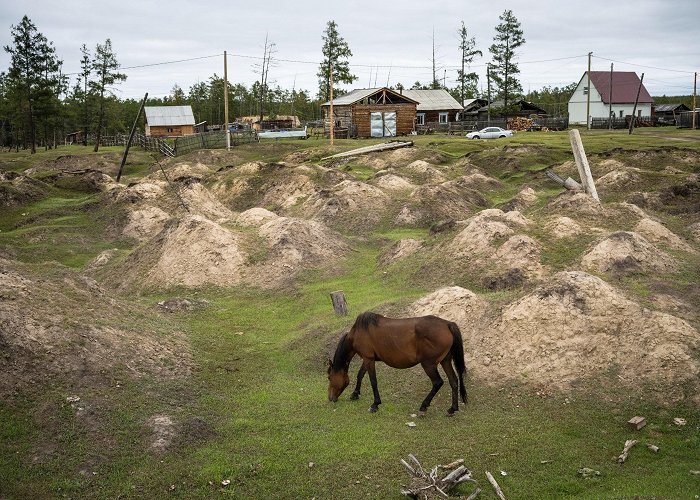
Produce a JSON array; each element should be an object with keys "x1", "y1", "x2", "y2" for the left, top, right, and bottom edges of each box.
[{"x1": 568, "y1": 71, "x2": 653, "y2": 125}]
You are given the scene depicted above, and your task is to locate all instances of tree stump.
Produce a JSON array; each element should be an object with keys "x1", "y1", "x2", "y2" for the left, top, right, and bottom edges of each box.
[{"x1": 330, "y1": 291, "x2": 348, "y2": 316}]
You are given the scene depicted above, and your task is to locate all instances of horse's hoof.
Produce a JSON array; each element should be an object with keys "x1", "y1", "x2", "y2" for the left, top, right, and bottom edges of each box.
[
  {"x1": 447, "y1": 408, "x2": 458, "y2": 417},
  {"x1": 350, "y1": 392, "x2": 360, "y2": 400},
  {"x1": 368, "y1": 406, "x2": 378, "y2": 413},
  {"x1": 417, "y1": 410, "x2": 427, "y2": 418}
]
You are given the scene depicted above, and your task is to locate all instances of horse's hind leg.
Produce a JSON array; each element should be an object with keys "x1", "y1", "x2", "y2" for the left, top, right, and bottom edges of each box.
[
  {"x1": 440, "y1": 357, "x2": 459, "y2": 415},
  {"x1": 364, "y1": 359, "x2": 382, "y2": 413},
  {"x1": 419, "y1": 362, "x2": 444, "y2": 415},
  {"x1": 350, "y1": 366, "x2": 366, "y2": 400}
]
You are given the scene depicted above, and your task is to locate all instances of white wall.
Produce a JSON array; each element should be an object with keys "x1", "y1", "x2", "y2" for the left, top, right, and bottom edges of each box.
[{"x1": 568, "y1": 74, "x2": 652, "y2": 125}]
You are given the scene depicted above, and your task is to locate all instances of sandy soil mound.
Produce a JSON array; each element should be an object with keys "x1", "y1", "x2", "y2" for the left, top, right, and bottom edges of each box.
[
  {"x1": 458, "y1": 171, "x2": 502, "y2": 191},
  {"x1": 597, "y1": 169, "x2": 641, "y2": 189},
  {"x1": 545, "y1": 216, "x2": 584, "y2": 239},
  {"x1": 302, "y1": 180, "x2": 389, "y2": 228},
  {"x1": 634, "y1": 218, "x2": 693, "y2": 251},
  {"x1": 547, "y1": 192, "x2": 603, "y2": 217},
  {"x1": 235, "y1": 207, "x2": 279, "y2": 227},
  {"x1": 581, "y1": 231, "x2": 677, "y2": 275},
  {"x1": 178, "y1": 181, "x2": 235, "y2": 221},
  {"x1": 0, "y1": 171, "x2": 49, "y2": 206},
  {"x1": 112, "y1": 180, "x2": 168, "y2": 203},
  {"x1": 150, "y1": 161, "x2": 212, "y2": 182},
  {"x1": 260, "y1": 173, "x2": 318, "y2": 209},
  {"x1": 378, "y1": 238, "x2": 423, "y2": 266},
  {"x1": 403, "y1": 160, "x2": 448, "y2": 183},
  {"x1": 112, "y1": 215, "x2": 247, "y2": 290},
  {"x1": 122, "y1": 207, "x2": 172, "y2": 242},
  {"x1": 409, "y1": 286, "x2": 489, "y2": 336},
  {"x1": 0, "y1": 258, "x2": 191, "y2": 396},
  {"x1": 500, "y1": 187, "x2": 538, "y2": 212},
  {"x1": 372, "y1": 173, "x2": 416, "y2": 192},
  {"x1": 400, "y1": 181, "x2": 489, "y2": 225},
  {"x1": 490, "y1": 271, "x2": 700, "y2": 401},
  {"x1": 25, "y1": 153, "x2": 123, "y2": 176}
]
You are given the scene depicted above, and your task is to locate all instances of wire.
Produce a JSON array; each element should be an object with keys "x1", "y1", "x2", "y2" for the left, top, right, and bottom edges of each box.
[{"x1": 592, "y1": 55, "x2": 695, "y2": 74}]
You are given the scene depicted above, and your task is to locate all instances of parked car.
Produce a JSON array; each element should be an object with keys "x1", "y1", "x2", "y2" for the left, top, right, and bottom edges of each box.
[{"x1": 466, "y1": 127, "x2": 514, "y2": 139}]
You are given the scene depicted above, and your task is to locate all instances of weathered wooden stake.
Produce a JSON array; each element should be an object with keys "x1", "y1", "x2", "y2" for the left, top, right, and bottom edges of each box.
[
  {"x1": 330, "y1": 291, "x2": 348, "y2": 316},
  {"x1": 486, "y1": 471, "x2": 507, "y2": 500},
  {"x1": 569, "y1": 129, "x2": 600, "y2": 202},
  {"x1": 117, "y1": 92, "x2": 148, "y2": 183}
]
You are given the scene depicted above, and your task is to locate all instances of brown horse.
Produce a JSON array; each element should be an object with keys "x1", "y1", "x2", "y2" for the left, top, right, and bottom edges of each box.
[{"x1": 327, "y1": 312, "x2": 467, "y2": 415}]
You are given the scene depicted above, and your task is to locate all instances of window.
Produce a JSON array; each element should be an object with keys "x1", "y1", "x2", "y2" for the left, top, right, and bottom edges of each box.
[
  {"x1": 439, "y1": 112, "x2": 449, "y2": 124},
  {"x1": 166, "y1": 127, "x2": 174, "y2": 133},
  {"x1": 619, "y1": 110, "x2": 624, "y2": 118},
  {"x1": 638, "y1": 109, "x2": 642, "y2": 117},
  {"x1": 416, "y1": 113, "x2": 425, "y2": 126}
]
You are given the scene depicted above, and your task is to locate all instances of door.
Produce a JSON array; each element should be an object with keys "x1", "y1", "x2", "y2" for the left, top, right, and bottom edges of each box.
[
  {"x1": 383, "y1": 112, "x2": 397, "y2": 137},
  {"x1": 370, "y1": 112, "x2": 383, "y2": 138}
]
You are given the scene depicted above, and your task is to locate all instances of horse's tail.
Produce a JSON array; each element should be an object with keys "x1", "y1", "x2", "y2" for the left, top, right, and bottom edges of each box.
[{"x1": 448, "y1": 322, "x2": 468, "y2": 404}]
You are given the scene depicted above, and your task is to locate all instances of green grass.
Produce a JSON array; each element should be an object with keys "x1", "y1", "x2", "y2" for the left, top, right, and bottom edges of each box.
[{"x1": 1, "y1": 132, "x2": 699, "y2": 498}]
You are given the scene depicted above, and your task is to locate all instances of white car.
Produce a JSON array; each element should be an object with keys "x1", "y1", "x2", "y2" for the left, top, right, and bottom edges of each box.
[{"x1": 466, "y1": 127, "x2": 514, "y2": 139}]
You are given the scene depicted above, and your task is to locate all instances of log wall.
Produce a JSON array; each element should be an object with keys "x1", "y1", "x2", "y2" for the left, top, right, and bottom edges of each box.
[
  {"x1": 352, "y1": 103, "x2": 417, "y2": 137},
  {"x1": 146, "y1": 125, "x2": 195, "y2": 137}
]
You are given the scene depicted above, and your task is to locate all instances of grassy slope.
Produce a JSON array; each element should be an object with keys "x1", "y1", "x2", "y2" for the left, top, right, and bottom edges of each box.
[{"x1": 1, "y1": 130, "x2": 699, "y2": 499}]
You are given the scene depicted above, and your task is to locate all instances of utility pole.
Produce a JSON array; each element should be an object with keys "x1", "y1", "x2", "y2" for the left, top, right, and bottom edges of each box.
[
  {"x1": 586, "y1": 52, "x2": 592, "y2": 130},
  {"x1": 224, "y1": 50, "x2": 230, "y2": 150},
  {"x1": 117, "y1": 92, "x2": 148, "y2": 183},
  {"x1": 487, "y1": 63, "x2": 491, "y2": 126},
  {"x1": 628, "y1": 72, "x2": 644, "y2": 135},
  {"x1": 608, "y1": 63, "x2": 613, "y2": 130},
  {"x1": 693, "y1": 72, "x2": 697, "y2": 130},
  {"x1": 329, "y1": 62, "x2": 334, "y2": 146}
]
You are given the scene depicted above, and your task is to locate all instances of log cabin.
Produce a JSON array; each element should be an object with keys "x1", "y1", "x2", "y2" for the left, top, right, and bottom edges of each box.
[{"x1": 144, "y1": 106, "x2": 196, "y2": 137}]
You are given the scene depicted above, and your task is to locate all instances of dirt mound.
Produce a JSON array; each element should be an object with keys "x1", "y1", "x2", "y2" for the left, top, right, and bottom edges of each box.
[
  {"x1": 378, "y1": 239, "x2": 423, "y2": 266},
  {"x1": 597, "y1": 169, "x2": 641, "y2": 189},
  {"x1": 111, "y1": 215, "x2": 247, "y2": 290},
  {"x1": 488, "y1": 271, "x2": 700, "y2": 401},
  {"x1": 547, "y1": 192, "x2": 603, "y2": 217},
  {"x1": 545, "y1": 216, "x2": 584, "y2": 239},
  {"x1": 401, "y1": 181, "x2": 489, "y2": 225},
  {"x1": 403, "y1": 160, "x2": 447, "y2": 183},
  {"x1": 0, "y1": 258, "x2": 191, "y2": 396},
  {"x1": 409, "y1": 286, "x2": 489, "y2": 335},
  {"x1": 178, "y1": 181, "x2": 235, "y2": 221},
  {"x1": 26, "y1": 153, "x2": 124, "y2": 176},
  {"x1": 582, "y1": 231, "x2": 677, "y2": 275},
  {"x1": 302, "y1": 180, "x2": 389, "y2": 228},
  {"x1": 459, "y1": 171, "x2": 502, "y2": 191},
  {"x1": 499, "y1": 187, "x2": 538, "y2": 212},
  {"x1": 260, "y1": 173, "x2": 318, "y2": 209},
  {"x1": 0, "y1": 171, "x2": 49, "y2": 206},
  {"x1": 122, "y1": 207, "x2": 172, "y2": 241},
  {"x1": 634, "y1": 218, "x2": 693, "y2": 251},
  {"x1": 372, "y1": 173, "x2": 416, "y2": 192},
  {"x1": 235, "y1": 207, "x2": 279, "y2": 227},
  {"x1": 150, "y1": 161, "x2": 212, "y2": 182},
  {"x1": 112, "y1": 180, "x2": 168, "y2": 203}
]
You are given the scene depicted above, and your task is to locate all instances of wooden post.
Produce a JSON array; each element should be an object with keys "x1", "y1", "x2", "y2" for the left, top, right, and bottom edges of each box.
[
  {"x1": 586, "y1": 52, "x2": 592, "y2": 130},
  {"x1": 329, "y1": 62, "x2": 334, "y2": 146},
  {"x1": 608, "y1": 63, "x2": 613, "y2": 130},
  {"x1": 224, "y1": 50, "x2": 230, "y2": 150},
  {"x1": 330, "y1": 291, "x2": 347, "y2": 316},
  {"x1": 569, "y1": 128, "x2": 600, "y2": 202},
  {"x1": 117, "y1": 92, "x2": 148, "y2": 183},
  {"x1": 693, "y1": 72, "x2": 697, "y2": 130},
  {"x1": 628, "y1": 73, "x2": 644, "y2": 135}
]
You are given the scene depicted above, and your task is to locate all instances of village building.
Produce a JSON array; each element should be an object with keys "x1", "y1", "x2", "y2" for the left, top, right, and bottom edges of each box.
[
  {"x1": 322, "y1": 87, "x2": 418, "y2": 138},
  {"x1": 568, "y1": 71, "x2": 653, "y2": 125},
  {"x1": 654, "y1": 103, "x2": 691, "y2": 126},
  {"x1": 237, "y1": 115, "x2": 301, "y2": 131},
  {"x1": 144, "y1": 105, "x2": 196, "y2": 137},
  {"x1": 475, "y1": 99, "x2": 547, "y2": 120},
  {"x1": 401, "y1": 89, "x2": 463, "y2": 126}
]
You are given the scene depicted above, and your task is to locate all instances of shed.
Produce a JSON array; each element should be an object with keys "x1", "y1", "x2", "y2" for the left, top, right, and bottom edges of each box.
[
  {"x1": 401, "y1": 89, "x2": 463, "y2": 125},
  {"x1": 476, "y1": 99, "x2": 547, "y2": 119},
  {"x1": 144, "y1": 106, "x2": 196, "y2": 137},
  {"x1": 654, "y1": 103, "x2": 691, "y2": 125},
  {"x1": 322, "y1": 87, "x2": 418, "y2": 138},
  {"x1": 568, "y1": 71, "x2": 653, "y2": 125}
]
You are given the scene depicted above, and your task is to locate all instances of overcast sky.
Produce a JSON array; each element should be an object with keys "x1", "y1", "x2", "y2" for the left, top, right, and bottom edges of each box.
[{"x1": 1, "y1": 0, "x2": 697, "y2": 101}]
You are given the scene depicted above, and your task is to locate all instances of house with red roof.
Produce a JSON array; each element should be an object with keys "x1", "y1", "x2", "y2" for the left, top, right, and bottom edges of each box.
[{"x1": 568, "y1": 71, "x2": 653, "y2": 125}]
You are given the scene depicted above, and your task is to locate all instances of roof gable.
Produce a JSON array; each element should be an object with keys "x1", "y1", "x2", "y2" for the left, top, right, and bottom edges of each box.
[
  {"x1": 587, "y1": 71, "x2": 653, "y2": 104},
  {"x1": 322, "y1": 87, "x2": 418, "y2": 106},
  {"x1": 144, "y1": 106, "x2": 196, "y2": 126}
]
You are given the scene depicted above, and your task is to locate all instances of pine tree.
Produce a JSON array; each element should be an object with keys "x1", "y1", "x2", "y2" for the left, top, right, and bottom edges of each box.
[
  {"x1": 489, "y1": 9, "x2": 525, "y2": 109},
  {"x1": 317, "y1": 21, "x2": 356, "y2": 101},
  {"x1": 78, "y1": 44, "x2": 91, "y2": 145},
  {"x1": 457, "y1": 21, "x2": 482, "y2": 105},
  {"x1": 4, "y1": 15, "x2": 63, "y2": 153},
  {"x1": 90, "y1": 39, "x2": 126, "y2": 152}
]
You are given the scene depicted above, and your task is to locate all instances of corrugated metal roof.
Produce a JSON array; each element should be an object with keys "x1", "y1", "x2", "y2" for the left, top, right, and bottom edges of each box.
[
  {"x1": 401, "y1": 89, "x2": 463, "y2": 111},
  {"x1": 588, "y1": 71, "x2": 653, "y2": 104},
  {"x1": 322, "y1": 87, "x2": 419, "y2": 106},
  {"x1": 654, "y1": 104, "x2": 689, "y2": 112},
  {"x1": 144, "y1": 106, "x2": 196, "y2": 126}
]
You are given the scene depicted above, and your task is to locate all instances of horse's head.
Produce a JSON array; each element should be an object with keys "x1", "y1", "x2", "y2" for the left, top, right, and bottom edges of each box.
[{"x1": 327, "y1": 359, "x2": 349, "y2": 402}]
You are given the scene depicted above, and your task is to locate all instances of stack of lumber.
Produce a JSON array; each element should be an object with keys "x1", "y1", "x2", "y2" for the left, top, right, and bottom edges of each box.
[{"x1": 507, "y1": 117, "x2": 535, "y2": 131}]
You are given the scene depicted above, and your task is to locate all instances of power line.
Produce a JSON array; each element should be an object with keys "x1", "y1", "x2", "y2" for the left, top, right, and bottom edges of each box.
[{"x1": 592, "y1": 55, "x2": 695, "y2": 74}]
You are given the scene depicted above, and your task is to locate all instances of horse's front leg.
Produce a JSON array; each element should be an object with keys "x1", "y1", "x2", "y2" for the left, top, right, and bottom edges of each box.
[
  {"x1": 350, "y1": 366, "x2": 366, "y2": 400},
  {"x1": 364, "y1": 359, "x2": 381, "y2": 413}
]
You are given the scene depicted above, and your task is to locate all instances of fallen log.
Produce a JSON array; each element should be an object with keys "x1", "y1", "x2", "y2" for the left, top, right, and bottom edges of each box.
[
  {"x1": 322, "y1": 140, "x2": 413, "y2": 160},
  {"x1": 617, "y1": 439, "x2": 638, "y2": 463},
  {"x1": 485, "y1": 471, "x2": 507, "y2": 500}
]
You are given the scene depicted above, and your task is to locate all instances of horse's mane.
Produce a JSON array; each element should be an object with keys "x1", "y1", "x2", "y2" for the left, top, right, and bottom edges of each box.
[
  {"x1": 331, "y1": 333, "x2": 351, "y2": 371},
  {"x1": 352, "y1": 311, "x2": 381, "y2": 332}
]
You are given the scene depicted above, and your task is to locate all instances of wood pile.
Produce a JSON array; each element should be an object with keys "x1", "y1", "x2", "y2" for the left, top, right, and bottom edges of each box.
[
  {"x1": 400, "y1": 455, "x2": 480, "y2": 499},
  {"x1": 506, "y1": 117, "x2": 535, "y2": 131}
]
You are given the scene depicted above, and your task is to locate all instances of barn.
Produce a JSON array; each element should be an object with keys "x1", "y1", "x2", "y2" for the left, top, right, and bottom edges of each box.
[
  {"x1": 144, "y1": 106, "x2": 196, "y2": 137},
  {"x1": 322, "y1": 87, "x2": 417, "y2": 138}
]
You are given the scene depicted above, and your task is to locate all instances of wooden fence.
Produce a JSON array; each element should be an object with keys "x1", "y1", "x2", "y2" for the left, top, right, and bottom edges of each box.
[{"x1": 590, "y1": 116, "x2": 655, "y2": 129}]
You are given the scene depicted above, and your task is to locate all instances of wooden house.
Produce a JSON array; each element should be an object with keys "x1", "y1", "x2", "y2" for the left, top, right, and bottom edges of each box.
[
  {"x1": 401, "y1": 89, "x2": 463, "y2": 126},
  {"x1": 568, "y1": 71, "x2": 653, "y2": 125},
  {"x1": 144, "y1": 106, "x2": 196, "y2": 137},
  {"x1": 238, "y1": 115, "x2": 301, "y2": 131},
  {"x1": 476, "y1": 99, "x2": 547, "y2": 120},
  {"x1": 654, "y1": 103, "x2": 691, "y2": 125},
  {"x1": 322, "y1": 87, "x2": 417, "y2": 138}
]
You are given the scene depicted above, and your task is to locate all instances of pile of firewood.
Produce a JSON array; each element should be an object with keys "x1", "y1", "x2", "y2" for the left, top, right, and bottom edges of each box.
[
  {"x1": 400, "y1": 455, "x2": 480, "y2": 499},
  {"x1": 506, "y1": 117, "x2": 535, "y2": 131}
]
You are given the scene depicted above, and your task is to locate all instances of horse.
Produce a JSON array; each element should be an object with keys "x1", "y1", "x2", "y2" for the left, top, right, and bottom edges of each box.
[{"x1": 327, "y1": 312, "x2": 467, "y2": 415}]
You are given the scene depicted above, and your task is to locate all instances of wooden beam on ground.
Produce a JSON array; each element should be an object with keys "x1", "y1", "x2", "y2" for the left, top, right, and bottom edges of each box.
[{"x1": 321, "y1": 141, "x2": 413, "y2": 160}]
